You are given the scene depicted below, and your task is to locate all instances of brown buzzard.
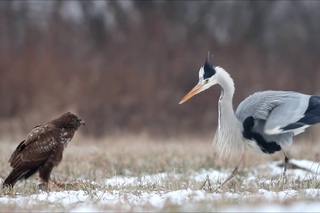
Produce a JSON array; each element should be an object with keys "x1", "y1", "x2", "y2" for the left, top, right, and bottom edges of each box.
[{"x1": 3, "y1": 112, "x2": 85, "y2": 189}]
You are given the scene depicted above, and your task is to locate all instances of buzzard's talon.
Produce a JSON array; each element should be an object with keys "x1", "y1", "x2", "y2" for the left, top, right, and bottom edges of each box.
[{"x1": 38, "y1": 182, "x2": 50, "y2": 191}]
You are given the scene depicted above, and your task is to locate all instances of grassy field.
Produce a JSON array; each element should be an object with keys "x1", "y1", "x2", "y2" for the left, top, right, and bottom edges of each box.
[{"x1": 0, "y1": 133, "x2": 320, "y2": 212}]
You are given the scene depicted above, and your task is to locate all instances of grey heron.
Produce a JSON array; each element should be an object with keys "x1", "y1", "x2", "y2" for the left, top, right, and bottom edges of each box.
[{"x1": 179, "y1": 52, "x2": 320, "y2": 188}]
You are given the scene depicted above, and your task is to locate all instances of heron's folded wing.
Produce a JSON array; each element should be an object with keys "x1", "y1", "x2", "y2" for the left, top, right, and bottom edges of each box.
[
  {"x1": 236, "y1": 91, "x2": 310, "y2": 146},
  {"x1": 264, "y1": 96, "x2": 310, "y2": 135},
  {"x1": 236, "y1": 91, "x2": 310, "y2": 132}
]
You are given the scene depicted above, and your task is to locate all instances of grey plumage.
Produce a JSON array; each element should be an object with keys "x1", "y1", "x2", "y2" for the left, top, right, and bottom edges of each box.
[{"x1": 236, "y1": 90, "x2": 311, "y2": 147}]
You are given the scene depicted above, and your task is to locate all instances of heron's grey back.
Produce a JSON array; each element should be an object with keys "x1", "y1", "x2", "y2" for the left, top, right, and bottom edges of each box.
[{"x1": 235, "y1": 90, "x2": 311, "y2": 146}]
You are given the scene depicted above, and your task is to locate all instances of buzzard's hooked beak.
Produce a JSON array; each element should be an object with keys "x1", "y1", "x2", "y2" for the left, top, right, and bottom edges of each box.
[{"x1": 79, "y1": 119, "x2": 85, "y2": 126}]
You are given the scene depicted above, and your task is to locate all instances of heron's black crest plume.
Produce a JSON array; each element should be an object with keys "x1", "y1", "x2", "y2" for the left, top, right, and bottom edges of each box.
[
  {"x1": 203, "y1": 52, "x2": 216, "y2": 79},
  {"x1": 207, "y1": 51, "x2": 214, "y2": 63}
]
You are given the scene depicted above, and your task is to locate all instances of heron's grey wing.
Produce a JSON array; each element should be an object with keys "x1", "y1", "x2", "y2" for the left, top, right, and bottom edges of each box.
[{"x1": 236, "y1": 90, "x2": 311, "y2": 146}]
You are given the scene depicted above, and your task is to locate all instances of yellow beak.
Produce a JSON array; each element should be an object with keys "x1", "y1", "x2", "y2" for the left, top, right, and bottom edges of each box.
[{"x1": 179, "y1": 83, "x2": 203, "y2": 104}]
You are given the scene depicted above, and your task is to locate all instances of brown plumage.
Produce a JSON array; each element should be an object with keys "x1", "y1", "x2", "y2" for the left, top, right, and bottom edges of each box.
[{"x1": 3, "y1": 112, "x2": 85, "y2": 189}]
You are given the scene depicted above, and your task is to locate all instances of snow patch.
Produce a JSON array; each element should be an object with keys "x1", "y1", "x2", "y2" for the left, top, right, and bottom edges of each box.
[{"x1": 1, "y1": 159, "x2": 320, "y2": 211}]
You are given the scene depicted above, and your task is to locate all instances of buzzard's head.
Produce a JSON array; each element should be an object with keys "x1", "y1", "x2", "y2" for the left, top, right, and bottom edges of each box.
[{"x1": 55, "y1": 112, "x2": 85, "y2": 129}]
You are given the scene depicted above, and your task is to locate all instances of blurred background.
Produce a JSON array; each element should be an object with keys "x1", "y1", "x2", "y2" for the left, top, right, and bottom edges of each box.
[{"x1": 0, "y1": 1, "x2": 320, "y2": 139}]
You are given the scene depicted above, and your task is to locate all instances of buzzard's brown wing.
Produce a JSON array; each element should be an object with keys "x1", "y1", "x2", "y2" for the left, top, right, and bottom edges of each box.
[{"x1": 4, "y1": 123, "x2": 62, "y2": 187}]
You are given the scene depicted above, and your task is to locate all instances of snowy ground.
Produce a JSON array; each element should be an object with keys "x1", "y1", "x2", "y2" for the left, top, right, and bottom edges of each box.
[{"x1": 1, "y1": 159, "x2": 320, "y2": 212}]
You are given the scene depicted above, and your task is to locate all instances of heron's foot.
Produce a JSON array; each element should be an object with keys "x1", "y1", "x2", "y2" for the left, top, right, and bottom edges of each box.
[
  {"x1": 217, "y1": 166, "x2": 239, "y2": 191},
  {"x1": 282, "y1": 168, "x2": 287, "y2": 179},
  {"x1": 281, "y1": 169, "x2": 288, "y2": 185},
  {"x1": 200, "y1": 175, "x2": 213, "y2": 192}
]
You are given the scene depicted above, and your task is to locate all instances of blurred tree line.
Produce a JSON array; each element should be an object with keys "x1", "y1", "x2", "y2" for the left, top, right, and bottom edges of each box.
[{"x1": 0, "y1": 1, "x2": 320, "y2": 138}]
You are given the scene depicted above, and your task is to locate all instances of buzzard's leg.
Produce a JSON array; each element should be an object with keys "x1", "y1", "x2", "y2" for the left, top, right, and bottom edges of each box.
[{"x1": 38, "y1": 163, "x2": 54, "y2": 190}]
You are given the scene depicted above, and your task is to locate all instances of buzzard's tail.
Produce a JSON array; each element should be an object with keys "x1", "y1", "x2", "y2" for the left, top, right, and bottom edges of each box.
[{"x1": 3, "y1": 169, "x2": 28, "y2": 188}]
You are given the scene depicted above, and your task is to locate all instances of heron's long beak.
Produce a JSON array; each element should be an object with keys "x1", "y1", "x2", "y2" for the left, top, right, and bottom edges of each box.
[{"x1": 179, "y1": 82, "x2": 203, "y2": 104}]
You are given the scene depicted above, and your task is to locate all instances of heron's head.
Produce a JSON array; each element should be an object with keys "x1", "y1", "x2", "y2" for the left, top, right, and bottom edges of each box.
[{"x1": 179, "y1": 52, "x2": 219, "y2": 104}]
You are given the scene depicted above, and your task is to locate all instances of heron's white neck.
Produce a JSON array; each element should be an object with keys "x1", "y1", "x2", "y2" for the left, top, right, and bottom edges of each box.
[
  {"x1": 213, "y1": 67, "x2": 244, "y2": 159},
  {"x1": 215, "y1": 67, "x2": 236, "y2": 119},
  {"x1": 215, "y1": 67, "x2": 235, "y2": 100}
]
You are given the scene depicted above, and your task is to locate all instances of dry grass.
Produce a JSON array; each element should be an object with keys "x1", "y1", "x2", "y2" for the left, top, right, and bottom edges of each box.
[{"x1": 0, "y1": 133, "x2": 320, "y2": 211}]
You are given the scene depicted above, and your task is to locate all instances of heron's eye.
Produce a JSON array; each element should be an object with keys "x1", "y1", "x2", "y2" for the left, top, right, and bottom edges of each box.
[{"x1": 205, "y1": 79, "x2": 209, "y2": 84}]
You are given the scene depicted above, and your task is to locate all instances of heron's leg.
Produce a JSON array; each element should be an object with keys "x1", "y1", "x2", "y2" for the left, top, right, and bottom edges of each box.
[
  {"x1": 218, "y1": 153, "x2": 244, "y2": 189},
  {"x1": 282, "y1": 150, "x2": 289, "y2": 176}
]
